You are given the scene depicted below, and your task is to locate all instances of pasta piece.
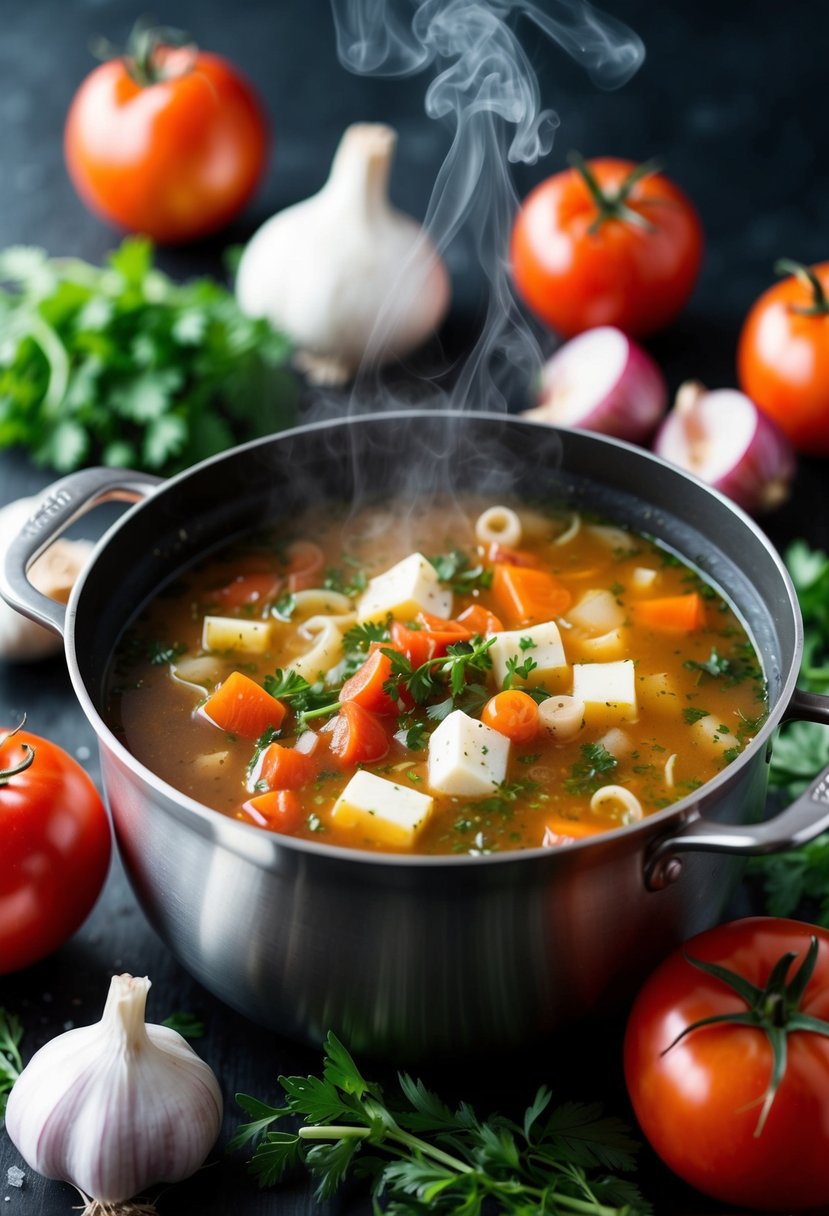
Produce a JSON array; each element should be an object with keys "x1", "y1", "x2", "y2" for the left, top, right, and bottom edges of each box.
[
  {"x1": 538, "y1": 694, "x2": 585, "y2": 742},
  {"x1": 664, "y1": 753, "x2": 678, "y2": 787},
  {"x1": 288, "y1": 616, "x2": 345, "y2": 682},
  {"x1": 474, "y1": 505, "x2": 522, "y2": 548},
  {"x1": 587, "y1": 524, "x2": 638, "y2": 554},
  {"x1": 590, "y1": 784, "x2": 643, "y2": 823},
  {"x1": 290, "y1": 589, "x2": 354, "y2": 619},
  {"x1": 172, "y1": 655, "x2": 222, "y2": 692},
  {"x1": 553, "y1": 512, "x2": 581, "y2": 546}
]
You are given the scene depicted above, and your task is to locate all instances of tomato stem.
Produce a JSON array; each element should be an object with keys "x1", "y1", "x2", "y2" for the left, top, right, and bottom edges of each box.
[
  {"x1": 0, "y1": 742, "x2": 35, "y2": 785},
  {"x1": 775, "y1": 258, "x2": 829, "y2": 316},
  {"x1": 567, "y1": 151, "x2": 660, "y2": 235},
  {"x1": 98, "y1": 17, "x2": 198, "y2": 88}
]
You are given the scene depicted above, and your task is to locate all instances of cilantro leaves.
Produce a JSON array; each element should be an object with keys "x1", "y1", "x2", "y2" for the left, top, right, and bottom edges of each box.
[
  {"x1": 0, "y1": 239, "x2": 296, "y2": 473},
  {"x1": 232, "y1": 1031, "x2": 652, "y2": 1215}
]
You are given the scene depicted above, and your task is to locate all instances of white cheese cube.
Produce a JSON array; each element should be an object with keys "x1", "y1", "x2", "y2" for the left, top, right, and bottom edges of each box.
[
  {"x1": 428, "y1": 709, "x2": 509, "y2": 796},
  {"x1": 489, "y1": 621, "x2": 568, "y2": 687},
  {"x1": 572, "y1": 659, "x2": 637, "y2": 725},
  {"x1": 331, "y1": 771, "x2": 434, "y2": 847},
  {"x1": 202, "y1": 615, "x2": 273, "y2": 654},
  {"x1": 357, "y1": 553, "x2": 452, "y2": 624}
]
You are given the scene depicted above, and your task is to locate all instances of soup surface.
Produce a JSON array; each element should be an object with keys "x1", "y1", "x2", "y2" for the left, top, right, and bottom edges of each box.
[{"x1": 106, "y1": 497, "x2": 767, "y2": 855}]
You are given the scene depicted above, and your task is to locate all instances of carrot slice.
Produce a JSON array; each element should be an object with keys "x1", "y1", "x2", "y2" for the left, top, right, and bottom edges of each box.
[
  {"x1": 480, "y1": 690, "x2": 540, "y2": 743},
  {"x1": 630, "y1": 592, "x2": 706, "y2": 633},
  {"x1": 259, "y1": 742, "x2": 316, "y2": 790},
  {"x1": 414, "y1": 611, "x2": 473, "y2": 656},
  {"x1": 328, "y1": 701, "x2": 390, "y2": 766},
  {"x1": 455, "y1": 604, "x2": 504, "y2": 634},
  {"x1": 486, "y1": 542, "x2": 541, "y2": 568},
  {"x1": 285, "y1": 540, "x2": 325, "y2": 593},
  {"x1": 542, "y1": 818, "x2": 605, "y2": 846},
  {"x1": 201, "y1": 671, "x2": 286, "y2": 739},
  {"x1": 212, "y1": 572, "x2": 282, "y2": 609},
  {"x1": 490, "y1": 564, "x2": 572, "y2": 627},
  {"x1": 238, "y1": 789, "x2": 303, "y2": 833},
  {"x1": 389, "y1": 622, "x2": 434, "y2": 669},
  {"x1": 339, "y1": 649, "x2": 399, "y2": 716}
]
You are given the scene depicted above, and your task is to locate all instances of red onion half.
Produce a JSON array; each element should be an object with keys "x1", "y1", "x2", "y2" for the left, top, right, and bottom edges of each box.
[
  {"x1": 522, "y1": 326, "x2": 668, "y2": 443},
  {"x1": 653, "y1": 381, "x2": 797, "y2": 515}
]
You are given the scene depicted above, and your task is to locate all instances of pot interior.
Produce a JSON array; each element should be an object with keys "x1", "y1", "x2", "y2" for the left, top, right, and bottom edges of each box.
[{"x1": 70, "y1": 410, "x2": 799, "y2": 745}]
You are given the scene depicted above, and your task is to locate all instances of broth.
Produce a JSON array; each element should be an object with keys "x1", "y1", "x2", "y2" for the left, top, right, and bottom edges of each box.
[{"x1": 105, "y1": 496, "x2": 767, "y2": 855}]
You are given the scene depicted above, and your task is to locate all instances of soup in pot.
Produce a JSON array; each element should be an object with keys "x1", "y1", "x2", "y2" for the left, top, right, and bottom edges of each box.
[{"x1": 105, "y1": 497, "x2": 767, "y2": 855}]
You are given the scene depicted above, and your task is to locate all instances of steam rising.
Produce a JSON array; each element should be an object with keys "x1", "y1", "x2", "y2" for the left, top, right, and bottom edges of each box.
[{"x1": 330, "y1": 0, "x2": 644, "y2": 411}]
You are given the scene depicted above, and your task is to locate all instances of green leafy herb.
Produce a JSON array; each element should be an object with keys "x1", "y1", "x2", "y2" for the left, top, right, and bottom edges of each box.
[
  {"x1": 749, "y1": 542, "x2": 829, "y2": 922},
  {"x1": 0, "y1": 239, "x2": 296, "y2": 473},
  {"x1": 162, "y1": 1011, "x2": 205, "y2": 1040},
  {"x1": 503, "y1": 653, "x2": 539, "y2": 689},
  {"x1": 147, "y1": 639, "x2": 187, "y2": 666},
  {"x1": 681, "y1": 707, "x2": 710, "y2": 725},
  {"x1": 231, "y1": 1031, "x2": 651, "y2": 1215},
  {"x1": 342, "y1": 619, "x2": 391, "y2": 655},
  {"x1": 428, "y1": 549, "x2": 494, "y2": 594},
  {"x1": 383, "y1": 637, "x2": 496, "y2": 711},
  {"x1": 0, "y1": 1008, "x2": 24, "y2": 1119},
  {"x1": 565, "y1": 743, "x2": 618, "y2": 796}
]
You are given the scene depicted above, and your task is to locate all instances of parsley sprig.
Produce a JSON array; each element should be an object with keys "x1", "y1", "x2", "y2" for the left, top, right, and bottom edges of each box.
[
  {"x1": 231, "y1": 1031, "x2": 651, "y2": 1215},
  {"x1": 429, "y1": 549, "x2": 493, "y2": 595},
  {"x1": 0, "y1": 1008, "x2": 24, "y2": 1119},
  {"x1": 565, "y1": 743, "x2": 618, "y2": 796},
  {"x1": 750, "y1": 541, "x2": 829, "y2": 922},
  {"x1": 0, "y1": 239, "x2": 296, "y2": 473},
  {"x1": 382, "y1": 636, "x2": 496, "y2": 707}
]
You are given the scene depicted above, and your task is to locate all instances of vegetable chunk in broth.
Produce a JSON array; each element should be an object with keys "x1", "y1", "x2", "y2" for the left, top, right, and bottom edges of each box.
[{"x1": 106, "y1": 497, "x2": 767, "y2": 855}]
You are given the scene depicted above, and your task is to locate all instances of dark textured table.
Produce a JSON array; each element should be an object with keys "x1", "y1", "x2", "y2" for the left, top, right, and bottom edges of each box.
[{"x1": 2, "y1": 1, "x2": 829, "y2": 1213}]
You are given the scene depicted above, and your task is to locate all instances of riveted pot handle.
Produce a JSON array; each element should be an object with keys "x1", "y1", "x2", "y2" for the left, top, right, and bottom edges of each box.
[
  {"x1": 645, "y1": 758, "x2": 829, "y2": 892},
  {"x1": 0, "y1": 467, "x2": 161, "y2": 638}
]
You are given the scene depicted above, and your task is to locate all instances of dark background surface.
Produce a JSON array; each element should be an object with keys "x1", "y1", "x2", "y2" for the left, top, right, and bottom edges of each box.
[{"x1": 2, "y1": 0, "x2": 829, "y2": 1213}]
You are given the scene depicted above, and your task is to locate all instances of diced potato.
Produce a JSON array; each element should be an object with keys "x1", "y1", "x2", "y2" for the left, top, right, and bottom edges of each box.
[
  {"x1": 569, "y1": 628, "x2": 626, "y2": 661},
  {"x1": 631, "y1": 566, "x2": 659, "y2": 593},
  {"x1": 690, "y1": 715, "x2": 740, "y2": 755},
  {"x1": 637, "y1": 672, "x2": 681, "y2": 714},
  {"x1": 202, "y1": 615, "x2": 274, "y2": 654},
  {"x1": 597, "y1": 727, "x2": 633, "y2": 760},
  {"x1": 357, "y1": 552, "x2": 452, "y2": 623},
  {"x1": 489, "y1": 621, "x2": 568, "y2": 687},
  {"x1": 191, "y1": 750, "x2": 231, "y2": 776},
  {"x1": 428, "y1": 709, "x2": 509, "y2": 796},
  {"x1": 566, "y1": 589, "x2": 626, "y2": 634},
  {"x1": 331, "y1": 771, "x2": 434, "y2": 847},
  {"x1": 587, "y1": 524, "x2": 638, "y2": 554},
  {"x1": 572, "y1": 659, "x2": 637, "y2": 725}
]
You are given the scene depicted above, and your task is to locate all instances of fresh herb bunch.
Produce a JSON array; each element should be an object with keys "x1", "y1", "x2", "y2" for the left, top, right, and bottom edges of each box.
[
  {"x1": 231, "y1": 1032, "x2": 652, "y2": 1216},
  {"x1": 0, "y1": 239, "x2": 296, "y2": 473},
  {"x1": 0, "y1": 1008, "x2": 23, "y2": 1119},
  {"x1": 751, "y1": 541, "x2": 829, "y2": 922}
]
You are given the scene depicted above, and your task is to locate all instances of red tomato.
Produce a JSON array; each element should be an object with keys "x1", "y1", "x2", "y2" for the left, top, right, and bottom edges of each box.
[
  {"x1": 0, "y1": 727, "x2": 111, "y2": 973},
  {"x1": 64, "y1": 29, "x2": 268, "y2": 243},
  {"x1": 511, "y1": 156, "x2": 703, "y2": 338},
  {"x1": 624, "y1": 917, "x2": 829, "y2": 1211},
  {"x1": 738, "y1": 260, "x2": 829, "y2": 455}
]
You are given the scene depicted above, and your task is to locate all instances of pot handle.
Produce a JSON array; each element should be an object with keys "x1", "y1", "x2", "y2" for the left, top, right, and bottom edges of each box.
[
  {"x1": 0, "y1": 467, "x2": 162, "y2": 638},
  {"x1": 645, "y1": 686, "x2": 829, "y2": 891}
]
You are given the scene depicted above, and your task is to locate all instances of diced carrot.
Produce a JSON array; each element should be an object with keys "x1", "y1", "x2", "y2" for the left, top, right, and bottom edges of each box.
[
  {"x1": 238, "y1": 789, "x2": 303, "y2": 833},
  {"x1": 389, "y1": 622, "x2": 434, "y2": 669},
  {"x1": 490, "y1": 564, "x2": 572, "y2": 627},
  {"x1": 258, "y1": 741, "x2": 316, "y2": 789},
  {"x1": 327, "y1": 701, "x2": 390, "y2": 766},
  {"x1": 455, "y1": 603, "x2": 504, "y2": 634},
  {"x1": 480, "y1": 690, "x2": 540, "y2": 743},
  {"x1": 339, "y1": 649, "x2": 399, "y2": 716},
  {"x1": 201, "y1": 670, "x2": 287, "y2": 739},
  {"x1": 630, "y1": 593, "x2": 706, "y2": 633},
  {"x1": 542, "y1": 818, "x2": 605, "y2": 847},
  {"x1": 414, "y1": 611, "x2": 473, "y2": 655},
  {"x1": 212, "y1": 572, "x2": 283, "y2": 609},
  {"x1": 285, "y1": 540, "x2": 325, "y2": 592},
  {"x1": 486, "y1": 542, "x2": 541, "y2": 568}
]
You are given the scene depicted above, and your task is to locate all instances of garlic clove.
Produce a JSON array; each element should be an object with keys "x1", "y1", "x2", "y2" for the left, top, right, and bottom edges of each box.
[
  {"x1": 0, "y1": 496, "x2": 94, "y2": 661},
  {"x1": 5, "y1": 974, "x2": 223, "y2": 1206},
  {"x1": 236, "y1": 122, "x2": 451, "y2": 384}
]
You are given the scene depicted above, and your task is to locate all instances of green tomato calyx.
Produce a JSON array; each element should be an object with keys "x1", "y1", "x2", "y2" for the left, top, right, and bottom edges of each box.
[{"x1": 663, "y1": 936, "x2": 829, "y2": 1137}]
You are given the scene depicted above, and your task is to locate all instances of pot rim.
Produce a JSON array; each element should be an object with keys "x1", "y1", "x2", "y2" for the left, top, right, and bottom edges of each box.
[{"x1": 63, "y1": 408, "x2": 804, "y2": 870}]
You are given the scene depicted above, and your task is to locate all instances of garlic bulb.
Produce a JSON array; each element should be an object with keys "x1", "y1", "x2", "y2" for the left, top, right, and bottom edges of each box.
[
  {"x1": 236, "y1": 122, "x2": 451, "y2": 384},
  {"x1": 5, "y1": 974, "x2": 223, "y2": 1206},
  {"x1": 0, "y1": 496, "x2": 93, "y2": 661}
]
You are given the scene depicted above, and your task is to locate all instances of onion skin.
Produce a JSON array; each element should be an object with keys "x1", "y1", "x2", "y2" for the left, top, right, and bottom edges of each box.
[
  {"x1": 653, "y1": 382, "x2": 797, "y2": 515},
  {"x1": 522, "y1": 327, "x2": 668, "y2": 444}
]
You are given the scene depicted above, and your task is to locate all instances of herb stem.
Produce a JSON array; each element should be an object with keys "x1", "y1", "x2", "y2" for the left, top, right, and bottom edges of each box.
[
  {"x1": 386, "y1": 1126, "x2": 474, "y2": 1174},
  {"x1": 297, "y1": 1124, "x2": 371, "y2": 1141},
  {"x1": 297, "y1": 700, "x2": 341, "y2": 724}
]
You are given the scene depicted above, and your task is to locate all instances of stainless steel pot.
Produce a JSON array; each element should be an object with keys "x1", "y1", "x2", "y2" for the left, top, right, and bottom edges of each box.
[{"x1": 4, "y1": 410, "x2": 829, "y2": 1058}]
